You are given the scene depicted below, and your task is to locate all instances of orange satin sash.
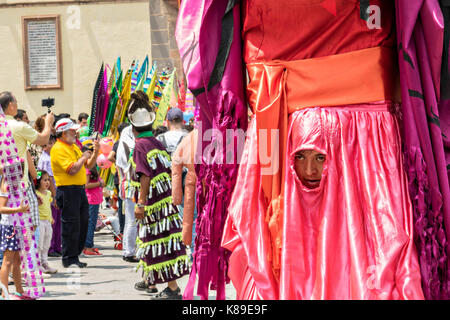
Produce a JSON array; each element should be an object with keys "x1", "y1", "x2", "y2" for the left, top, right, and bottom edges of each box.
[{"x1": 245, "y1": 46, "x2": 399, "y2": 275}]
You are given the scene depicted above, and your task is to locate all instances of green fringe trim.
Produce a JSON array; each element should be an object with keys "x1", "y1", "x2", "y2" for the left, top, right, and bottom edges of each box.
[
  {"x1": 143, "y1": 195, "x2": 173, "y2": 216},
  {"x1": 150, "y1": 172, "x2": 171, "y2": 187},
  {"x1": 148, "y1": 172, "x2": 172, "y2": 198},
  {"x1": 129, "y1": 180, "x2": 140, "y2": 188},
  {"x1": 146, "y1": 149, "x2": 171, "y2": 169},
  {"x1": 137, "y1": 254, "x2": 189, "y2": 272},
  {"x1": 137, "y1": 213, "x2": 181, "y2": 237},
  {"x1": 135, "y1": 232, "x2": 184, "y2": 261},
  {"x1": 129, "y1": 149, "x2": 171, "y2": 171},
  {"x1": 144, "y1": 213, "x2": 180, "y2": 229},
  {"x1": 124, "y1": 180, "x2": 140, "y2": 199},
  {"x1": 147, "y1": 148, "x2": 171, "y2": 162},
  {"x1": 136, "y1": 255, "x2": 190, "y2": 284},
  {"x1": 136, "y1": 232, "x2": 182, "y2": 248}
]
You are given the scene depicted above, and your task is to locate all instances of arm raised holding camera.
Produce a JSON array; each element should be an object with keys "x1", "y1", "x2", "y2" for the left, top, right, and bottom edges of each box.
[
  {"x1": 33, "y1": 112, "x2": 54, "y2": 146},
  {"x1": 85, "y1": 137, "x2": 100, "y2": 170}
]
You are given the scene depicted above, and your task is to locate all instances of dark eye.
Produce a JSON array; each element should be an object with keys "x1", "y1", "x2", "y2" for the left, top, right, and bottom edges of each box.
[
  {"x1": 295, "y1": 153, "x2": 305, "y2": 160},
  {"x1": 316, "y1": 155, "x2": 326, "y2": 162}
]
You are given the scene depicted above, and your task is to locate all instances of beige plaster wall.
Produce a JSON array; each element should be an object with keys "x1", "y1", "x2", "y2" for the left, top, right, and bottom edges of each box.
[{"x1": 0, "y1": 0, "x2": 151, "y2": 121}]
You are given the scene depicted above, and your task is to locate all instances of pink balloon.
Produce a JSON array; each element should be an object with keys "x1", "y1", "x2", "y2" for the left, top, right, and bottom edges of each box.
[
  {"x1": 99, "y1": 137, "x2": 114, "y2": 155},
  {"x1": 96, "y1": 153, "x2": 112, "y2": 169}
]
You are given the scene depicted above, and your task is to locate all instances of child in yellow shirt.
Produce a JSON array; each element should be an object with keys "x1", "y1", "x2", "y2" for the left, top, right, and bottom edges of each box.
[{"x1": 35, "y1": 170, "x2": 57, "y2": 274}]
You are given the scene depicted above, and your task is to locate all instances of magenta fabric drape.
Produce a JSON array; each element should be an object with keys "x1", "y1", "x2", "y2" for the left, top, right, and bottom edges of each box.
[
  {"x1": 221, "y1": 117, "x2": 279, "y2": 299},
  {"x1": 175, "y1": 0, "x2": 248, "y2": 300},
  {"x1": 395, "y1": 0, "x2": 450, "y2": 299}
]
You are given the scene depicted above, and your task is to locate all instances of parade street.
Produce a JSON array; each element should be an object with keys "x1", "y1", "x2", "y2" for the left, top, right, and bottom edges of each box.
[
  {"x1": 0, "y1": 0, "x2": 448, "y2": 303},
  {"x1": 39, "y1": 208, "x2": 236, "y2": 300}
]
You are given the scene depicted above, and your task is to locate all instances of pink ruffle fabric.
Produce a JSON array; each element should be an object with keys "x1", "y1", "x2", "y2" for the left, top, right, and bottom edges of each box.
[
  {"x1": 282, "y1": 104, "x2": 424, "y2": 299},
  {"x1": 222, "y1": 117, "x2": 278, "y2": 300},
  {"x1": 223, "y1": 102, "x2": 426, "y2": 300}
]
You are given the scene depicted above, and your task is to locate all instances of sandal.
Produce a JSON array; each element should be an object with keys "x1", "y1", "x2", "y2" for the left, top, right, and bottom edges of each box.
[
  {"x1": 83, "y1": 248, "x2": 101, "y2": 256},
  {"x1": 146, "y1": 286, "x2": 158, "y2": 294},
  {"x1": 92, "y1": 248, "x2": 103, "y2": 255},
  {"x1": 134, "y1": 280, "x2": 148, "y2": 291},
  {"x1": 150, "y1": 287, "x2": 182, "y2": 300},
  {"x1": 12, "y1": 292, "x2": 36, "y2": 300}
]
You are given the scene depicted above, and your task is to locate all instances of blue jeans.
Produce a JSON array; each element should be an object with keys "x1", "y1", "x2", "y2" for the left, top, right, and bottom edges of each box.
[
  {"x1": 85, "y1": 204, "x2": 100, "y2": 248},
  {"x1": 117, "y1": 197, "x2": 124, "y2": 234}
]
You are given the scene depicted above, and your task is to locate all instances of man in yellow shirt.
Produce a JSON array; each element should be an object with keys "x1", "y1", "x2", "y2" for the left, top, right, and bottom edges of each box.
[{"x1": 51, "y1": 118, "x2": 99, "y2": 268}]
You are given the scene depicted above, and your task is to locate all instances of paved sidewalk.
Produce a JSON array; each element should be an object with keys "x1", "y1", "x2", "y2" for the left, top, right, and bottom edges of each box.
[{"x1": 35, "y1": 208, "x2": 236, "y2": 300}]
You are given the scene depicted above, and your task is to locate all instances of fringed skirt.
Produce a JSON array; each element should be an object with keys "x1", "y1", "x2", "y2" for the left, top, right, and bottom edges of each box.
[{"x1": 135, "y1": 194, "x2": 190, "y2": 285}]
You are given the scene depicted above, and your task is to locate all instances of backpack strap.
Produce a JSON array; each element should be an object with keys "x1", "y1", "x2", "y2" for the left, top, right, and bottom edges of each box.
[
  {"x1": 158, "y1": 134, "x2": 168, "y2": 149},
  {"x1": 176, "y1": 134, "x2": 186, "y2": 147}
]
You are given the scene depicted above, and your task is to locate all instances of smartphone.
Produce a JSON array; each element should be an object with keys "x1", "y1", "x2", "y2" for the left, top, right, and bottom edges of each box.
[
  {"x1": 41, "y1": 98, "x2": 54, "y2": 108},
  {"x1": 42, "y1": 98, "x2": 54, "y2": 114}
]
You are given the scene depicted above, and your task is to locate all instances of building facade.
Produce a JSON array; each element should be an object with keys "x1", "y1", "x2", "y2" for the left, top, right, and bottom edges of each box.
[{"x1": 0, "y1": 0, "x2": 155, "y2": 119}]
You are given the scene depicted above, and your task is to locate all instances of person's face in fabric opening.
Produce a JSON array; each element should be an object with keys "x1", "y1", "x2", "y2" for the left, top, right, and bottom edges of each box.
[
  {"x1": 294, "y1": 149, "x2": 326, "y2": 189},
  {"x1": 61, "y1": 129, "x2": 77, "y2": 145}
]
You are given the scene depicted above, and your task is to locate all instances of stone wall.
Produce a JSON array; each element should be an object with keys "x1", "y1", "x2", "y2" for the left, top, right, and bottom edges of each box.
[
  {"x1": 0, "y1": 1, "x2": 151, "y2": 118},
  {"x1": 149, "y1": 0, "x2": 183, "y2": 79}
]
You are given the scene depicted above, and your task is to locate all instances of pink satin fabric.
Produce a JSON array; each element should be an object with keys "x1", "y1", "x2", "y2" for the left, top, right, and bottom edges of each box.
[
  {"x1": 222, "y1": 117, "x2": 278, "y2": 300},
  {"x1": 223, "y1": 102, "x2": 425, "y2": 299},
  {"x1": 281, "y1": 104, "x2": 424, "y2": 299}
]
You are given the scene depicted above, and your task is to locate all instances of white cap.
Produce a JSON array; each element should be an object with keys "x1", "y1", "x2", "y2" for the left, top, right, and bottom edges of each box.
[{"x1": 55, "y1": 118, "x2": 80, "y2": 133}]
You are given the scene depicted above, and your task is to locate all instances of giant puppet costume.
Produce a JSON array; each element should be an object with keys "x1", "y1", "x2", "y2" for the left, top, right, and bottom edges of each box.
[
  {"x1": 0, "y1": 109, "x2": 45, "y2": 299},
  {"x1": 176, "y1": 0, "x2": 450, "y2": 299},
  {"x1": 176, "y1": 0, "x2": 248, "y2": 300}
]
